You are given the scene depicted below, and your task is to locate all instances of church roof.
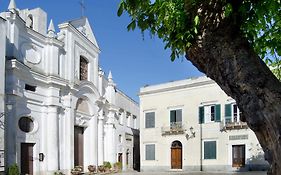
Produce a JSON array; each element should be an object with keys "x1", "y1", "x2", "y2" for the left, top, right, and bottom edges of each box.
[{"x1": 68, "y1": 17, "x2": 99, "y2": 49}]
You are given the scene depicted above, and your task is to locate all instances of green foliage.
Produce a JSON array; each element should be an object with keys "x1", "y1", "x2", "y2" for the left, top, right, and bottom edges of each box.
[
  {"x1": 8, "y1": 164, "x2": 19, "y2": 175},
  {"x1": 103, "y1": 161, "x2": 112, "y2": 169},
  {"x1": 117, "y1": 0, "x2": 281, "y2": 67},
  {"x1": 269, "y1": 59, "x2": 281, "y2": 80},
  {"x1": 114, "y1": 162, "x2": 122, "y2": 170},
  {"x1": 118, "y1": 0, "x2": 196, "y2": 61}
]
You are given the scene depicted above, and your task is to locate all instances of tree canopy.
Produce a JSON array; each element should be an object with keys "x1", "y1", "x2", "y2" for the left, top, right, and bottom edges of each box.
[
  {"x1": 118, "y1": 0, "x2": 281, "y2": 174},
  {"x1": 117, "y1": 0, "x2": 281, "y2": 77}
]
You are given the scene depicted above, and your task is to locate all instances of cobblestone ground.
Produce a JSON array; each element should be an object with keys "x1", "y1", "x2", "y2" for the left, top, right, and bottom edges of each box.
[{"x1": 115, "y1": 171, "x2": 267, "y2": 175}]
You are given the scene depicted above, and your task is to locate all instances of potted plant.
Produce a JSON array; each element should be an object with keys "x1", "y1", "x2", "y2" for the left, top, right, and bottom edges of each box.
[
  {"x1": 7, "y1": 163, "x2": 19, "y2": 175},
  {"x1": 103, "y1": 161, "x2": 111, "y2": 172},
  {"x1": 98, "y1": 165, "x2": 105, "y2": 173},
  {"x1": 71, "y1": 166, "x2": 83, "y2": 175},
  {"x1": 113, "y1": 162, "x2": 122, "y2": 172},
  {"x1": 88, "y1": 165, "x2": 96, "y2": 173}
]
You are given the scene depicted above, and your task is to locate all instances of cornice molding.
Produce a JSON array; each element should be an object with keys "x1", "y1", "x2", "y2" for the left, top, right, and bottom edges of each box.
[{"x1": 139, "y1": 79, "x2": 215, "y2": 96}]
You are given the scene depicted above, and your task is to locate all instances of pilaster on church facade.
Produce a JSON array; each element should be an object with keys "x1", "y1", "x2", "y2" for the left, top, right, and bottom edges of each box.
[{"x1": 0, "y1": 0, "x2": 140, "y2": 174}]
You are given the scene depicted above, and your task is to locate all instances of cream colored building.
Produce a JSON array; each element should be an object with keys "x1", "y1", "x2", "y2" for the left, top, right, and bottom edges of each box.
[{"x1": 139, "y1": 76, "x2": 268, "y2": 172}]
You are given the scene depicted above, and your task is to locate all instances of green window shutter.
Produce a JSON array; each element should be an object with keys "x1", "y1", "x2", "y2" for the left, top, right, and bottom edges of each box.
[
  {"x1": 176, "y1": 109, "x2": 182, "y2": 122},
  {"x1": 204, "y1": 141, "x2": 216, "y2": 159},
  {"x1": 170, "y1": 110, "x2": 176, "y2": 123},
  {"x1": 215, "y1": 104, "x2": 221, "y2": 122},
  {"x1": 199, "y1": 106, "x2": 204, "y2": 124},
  {"x1": 225, "y1": 104, "x2": 232, "y2": 123}
]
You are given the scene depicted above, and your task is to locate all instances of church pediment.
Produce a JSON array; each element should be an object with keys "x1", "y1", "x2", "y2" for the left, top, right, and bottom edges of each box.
[{"x1": 70, "y1": 17, "x2": 99, "y2": 48}]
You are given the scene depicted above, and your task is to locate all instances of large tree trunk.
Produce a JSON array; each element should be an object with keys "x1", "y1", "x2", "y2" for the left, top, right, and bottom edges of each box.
[{"x1": 185, "y1": 1, "x2": 281, "y2": 174}]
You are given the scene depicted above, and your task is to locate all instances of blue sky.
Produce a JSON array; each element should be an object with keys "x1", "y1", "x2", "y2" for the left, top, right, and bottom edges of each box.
[{"x1": 1, "y1": 0, "x2": 202, "y2": 101}]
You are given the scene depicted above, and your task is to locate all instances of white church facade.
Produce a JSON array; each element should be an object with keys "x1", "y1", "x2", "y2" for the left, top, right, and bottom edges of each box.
[
  {"x1": 139, "y1": 76, "x2": 269, "y2": 172},
  {"x1": 0, "y1": 0, "x2": 139, "y2": 174}
]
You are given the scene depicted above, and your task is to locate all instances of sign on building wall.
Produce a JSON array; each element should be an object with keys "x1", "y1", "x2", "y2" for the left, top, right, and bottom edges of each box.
[{"x1": 229, "y1": 135, "x2": 248, "y2": 140}]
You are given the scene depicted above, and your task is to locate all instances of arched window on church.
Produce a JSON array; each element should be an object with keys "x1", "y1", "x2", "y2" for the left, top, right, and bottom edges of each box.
[
  {"x1": 27, "y1": 14, "x2": 33, "y2": 29},
  {"x1": 80, "y1": 56, "x2": 88, "y2": 80}
]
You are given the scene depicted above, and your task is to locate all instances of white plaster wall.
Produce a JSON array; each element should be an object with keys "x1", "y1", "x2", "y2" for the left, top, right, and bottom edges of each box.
[
  {"x1": 2, "y1": 4, "x2": 139, "y2": 174},
  {"x1": 139, "y1": 77, "x2": 267, "y2": 171}
]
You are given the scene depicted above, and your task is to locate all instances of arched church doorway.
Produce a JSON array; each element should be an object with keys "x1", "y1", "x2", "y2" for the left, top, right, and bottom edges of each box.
[
  {"x1": 171, "y1": 140, "x2": 182, "y2": 169},
  {"x1": 74, "y1": 98, "x2": 91, "y2": 167}
]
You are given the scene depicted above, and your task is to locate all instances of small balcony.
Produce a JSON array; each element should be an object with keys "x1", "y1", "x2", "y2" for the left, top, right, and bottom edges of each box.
[
  {"x1": 220, "y1": 119, "x2": 248, "y2": 131},
  {"x1": 161, "y1": 122, "x2": 186, "y2": 136}
]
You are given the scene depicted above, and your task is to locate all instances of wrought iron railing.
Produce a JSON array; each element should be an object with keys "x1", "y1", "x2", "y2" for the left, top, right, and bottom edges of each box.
[
  {"x1": 161, "y1": 122, "x2": 186, "y2": 135},
  {"x1": 220, "y1": 118, "x2": 248, "y2": 131}
]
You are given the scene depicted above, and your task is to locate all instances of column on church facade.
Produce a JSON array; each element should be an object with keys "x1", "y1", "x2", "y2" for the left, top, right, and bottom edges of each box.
[
  {"x1": 104, "y1": 108, "x2": 117, "y2": 164},
  {"x1": 47, "y1": 105, "x2": 59, "y2": 171},
  {"x1": 84, "y1": 112, "x2": 98, "y2": 167},
  {"x1": 65, "y1": 106, "x2": 75, "y2": 170},
  {"x1": 122, "y1": 124, "x2": 127, "y2": 171},
  {"x1": 122, "y1": 149, "x2": 127, "y2": 171},
  {"x1": 97, "y1": 109, "x2": 104, "y2": 165},
  {"x1": 57, "y1": 94, "x2": 73, "y2": 172}
]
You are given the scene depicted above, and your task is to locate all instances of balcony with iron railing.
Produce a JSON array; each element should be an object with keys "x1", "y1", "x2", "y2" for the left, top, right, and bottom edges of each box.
[
  {"x1": 161, "y1": 122, "x2": 186, "y2": 136},
  {"x1": 220, "y1": 118, "x2": 248, "y2": 131}
]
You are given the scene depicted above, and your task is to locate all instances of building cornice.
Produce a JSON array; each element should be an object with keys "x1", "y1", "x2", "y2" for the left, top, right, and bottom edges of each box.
[
  {"x1": 7, "y1": 59, "x2": 69, "y2": 87},
  {"x1": 139, "y1": 77, "x2": 216, "y2": 96},
  {"x1": 25, "y1": 28, "x2": 64, "y2": 47}
]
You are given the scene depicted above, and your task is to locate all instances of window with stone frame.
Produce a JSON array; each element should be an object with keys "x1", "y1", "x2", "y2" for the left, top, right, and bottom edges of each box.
[{"x1": 80, "y1": 56, "x2": 88, "y2": 80}]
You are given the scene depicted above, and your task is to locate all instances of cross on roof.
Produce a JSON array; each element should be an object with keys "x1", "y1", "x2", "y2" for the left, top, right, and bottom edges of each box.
[{"x1": 79, "y1": 0, "x2": 86, "y2": 17}]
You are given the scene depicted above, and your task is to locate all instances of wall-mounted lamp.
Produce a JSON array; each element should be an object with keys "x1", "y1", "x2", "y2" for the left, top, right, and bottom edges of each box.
[
  {"x1": 190, "y1": 127, "x2": 195, "y2": 137},
  {"x1": 39, "y1": 153, "x2": 45, "y2": 162},
  {"x1": 185, "y1": 126, "x2": 196, "y2": 140}
]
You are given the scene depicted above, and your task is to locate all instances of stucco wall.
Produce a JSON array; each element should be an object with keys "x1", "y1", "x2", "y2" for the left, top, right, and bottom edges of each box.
[{"x1": 139, "y1": 77, "x2": 268, "y2": 172}]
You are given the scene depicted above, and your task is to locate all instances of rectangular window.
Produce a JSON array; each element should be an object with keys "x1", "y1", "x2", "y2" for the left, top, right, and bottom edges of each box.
[
  {"x1": 225, "y1": 103, "x2": 240, "y2": 123},
  {"x1": 25, "y1": 84, "x2": 36, "y2": 92},
  {"x1": 210, "y1": 106, "x2": 215, "y2": 121},
  {"x1": 170, "y1": 109, "x2": 182, "y2": 128},
  {"x1": 203, "y1": 105, "x2": 221, "y2": 123},
  {"x1": 233, "y1": 104, "x2": 240, "y2": 122},
  {"x1": 145, "y1": 112, "x2": 155, "y2": 128},
  {"x1": 204, "y1": 141, "x2": 217, "y2": 159},
  {"x1": 205, "y1": 105, "x2": 215, "y2": 123},
  {"x1": 80, "y1": 57, "x2": 88, "y2": 80},
  {"x1": 145, "y1": 144, "x2": 155, "y2": 160}
]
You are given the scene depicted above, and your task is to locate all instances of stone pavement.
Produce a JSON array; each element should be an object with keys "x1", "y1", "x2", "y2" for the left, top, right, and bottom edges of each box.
[{"x1": 115, "y1": 171, "x2": 267, "y2": 175}]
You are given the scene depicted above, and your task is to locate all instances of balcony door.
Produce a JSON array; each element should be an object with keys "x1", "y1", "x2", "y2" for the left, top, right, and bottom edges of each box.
[
  {"x1": 170, "y1": 109, "x2": 182, "y2": 129},
  {"x1": 232, "y1": 145, "x2": 245, "y2": 167},
  {"x1": 171, "y1": 141, "x2": 182, "y2": 169}
]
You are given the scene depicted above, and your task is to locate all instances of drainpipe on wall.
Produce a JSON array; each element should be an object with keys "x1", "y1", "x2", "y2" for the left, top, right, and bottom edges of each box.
[{"x1": 200, "y1": 122, "x2": 203, "y2": 171}]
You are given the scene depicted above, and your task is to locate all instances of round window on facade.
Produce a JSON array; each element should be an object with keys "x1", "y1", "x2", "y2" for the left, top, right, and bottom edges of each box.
[{"x1": 18, "y1": 117, "x2": 34, "y2": 133}]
